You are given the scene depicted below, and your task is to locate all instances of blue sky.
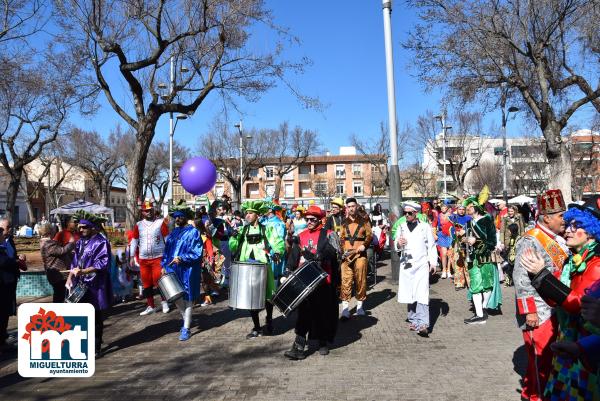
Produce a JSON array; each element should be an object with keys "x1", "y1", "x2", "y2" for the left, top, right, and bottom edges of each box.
[
  {"x1": 69, "y1": 1, "x2": 445, "y2": 163},
  {"x1": 69, "y1": 1, "x2": 596, "y2": 164}
]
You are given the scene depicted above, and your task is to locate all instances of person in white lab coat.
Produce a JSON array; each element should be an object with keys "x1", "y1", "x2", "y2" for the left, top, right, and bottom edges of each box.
[{"x1": 394, "y1": 201, "x2": 438, "y2": 336}]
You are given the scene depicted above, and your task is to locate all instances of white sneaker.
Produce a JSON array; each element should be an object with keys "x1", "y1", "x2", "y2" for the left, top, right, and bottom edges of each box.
[
  {"x1": 162, "y1": 301, "x2": 170, "y2": 314},
  {"x1": 441, "y1": 272, "x2": 447, "y2": 279},
  {"x1": 448, "y1": 274, "x2": 453, "y2": 279},
  {"x1": 140, "y1": 306, "x2": 155, "y2": 316},
  {"x1": 356, "y1": 307, "x2": 366, "y2": 316}
]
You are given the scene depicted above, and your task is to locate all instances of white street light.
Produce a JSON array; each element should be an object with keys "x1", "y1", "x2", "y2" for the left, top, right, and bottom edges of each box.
[
  {"x1": 234, "y1": 121, "x2": 252, "y2": 208},
  {"x1": 435, "y1": 114, "x2": 452, "y2": 198}
]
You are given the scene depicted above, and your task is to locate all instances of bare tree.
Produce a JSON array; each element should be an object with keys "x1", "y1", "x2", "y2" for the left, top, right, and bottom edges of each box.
[
  {"x1": 405, "y1": 0, "x2": 600, "y2": 202},
  {"x1": 469, "y1": 160, "x2": 503, "y2": 196},
  {"x1": 0, "y1": 52, "x2": 89, "y2": 225},
  {"x1": 67, "y1": 126, "x2": 128, "y2": 206},
  {"x1": 570, "y1": 124, "x2": 600, "y2": 201},
  {"x1": 143, "y1": 140, "x2": 189, "y2": 207},
  {"x1": 407, "y1": 161, "x2": 436, "y2": 200},
  {"x1": 308, "y1": 173, "x2": 337, "y2": 208},
  {"x1": 0, "y1": 0, "x2": 47, "y2": 45},
  {"x1": 199, "y1": 121, "x2": 268, "y2": 208},
  {"x1": 55, "y1": 0, "x2": 316, "y2": 227},
  {"x1": 262, "y1": 122, "x2": 320, "y2": 201},
  {"x1": 415, "y1": 110, "x2": 488, "y2": 197}
]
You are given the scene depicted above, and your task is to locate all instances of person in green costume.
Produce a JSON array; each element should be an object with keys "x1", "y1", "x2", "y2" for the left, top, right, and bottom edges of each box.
[
  {"x1": 229, "y1": 200, "x2": 285, "y2": 339},
  {"x1": 463, "y1": 186, "x2": 498, "y2": 324}
]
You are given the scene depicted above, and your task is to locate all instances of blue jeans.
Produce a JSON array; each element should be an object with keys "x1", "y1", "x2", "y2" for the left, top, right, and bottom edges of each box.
[{"x1": 407, "y1": 302, "x2": 429, "y2": 328}]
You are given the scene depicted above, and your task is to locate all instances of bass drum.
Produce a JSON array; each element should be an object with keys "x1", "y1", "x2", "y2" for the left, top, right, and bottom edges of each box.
[
  {"x1": 229, "y1": 261, "x2": 268, "y2": 310},
  {"x1": 271, "y1": 260, "x2": 328, "y2": 317}
]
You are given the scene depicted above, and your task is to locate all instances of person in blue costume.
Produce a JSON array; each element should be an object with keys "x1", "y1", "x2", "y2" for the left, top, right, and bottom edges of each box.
[
  {"x1": 261, "y1": 201, "x2": 287, "y2": 285},
  {"x1": 161, "y1": 201, "x2": 203, "y2": 342}
]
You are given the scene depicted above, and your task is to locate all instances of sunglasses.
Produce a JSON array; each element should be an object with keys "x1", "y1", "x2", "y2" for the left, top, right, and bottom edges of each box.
[
  {"x1": 305, "y1": 217, "x2": 319, "y2": 222},
  {"x1": 404, "y1": 211, "x2": 415, "y2": 216}
]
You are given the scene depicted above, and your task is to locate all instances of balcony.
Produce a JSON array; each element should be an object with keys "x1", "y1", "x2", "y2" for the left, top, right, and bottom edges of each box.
[{"x1": 298, "y1": 174, "x2": 310, "y2": 181}]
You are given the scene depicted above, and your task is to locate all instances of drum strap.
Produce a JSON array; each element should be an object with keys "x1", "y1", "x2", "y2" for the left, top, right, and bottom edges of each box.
[
  {"x1": 343, "y1": 220, "x2": 364, "y2": 246},
  {"x1": 234, "y1": 223, "x2": 271, "y2": 261}
]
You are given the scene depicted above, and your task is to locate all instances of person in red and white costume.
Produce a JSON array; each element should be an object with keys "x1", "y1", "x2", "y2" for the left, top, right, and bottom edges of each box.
[
  {"x1": 512, "y1": 189, "x2": 568, "y2": 401},
  {"x1": 130, "y1": 200, "x2": 170, "y2": 315}
]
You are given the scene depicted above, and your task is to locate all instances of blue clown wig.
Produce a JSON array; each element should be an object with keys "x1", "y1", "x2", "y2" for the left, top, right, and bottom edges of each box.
[{"x1": 564, "y1": 207, "x2": 600, "y2": 242}]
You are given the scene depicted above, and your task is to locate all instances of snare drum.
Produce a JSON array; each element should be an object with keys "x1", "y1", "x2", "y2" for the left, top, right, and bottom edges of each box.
[
  {"x1": 158, "y1": 272, "x2": 185, "y2": 302},
  {"x1": 65, "y1": 282, "x2": 88, "y2": 303},
  {"x1": 271, "y1": 260, "x2": 328, "y2": 317}
]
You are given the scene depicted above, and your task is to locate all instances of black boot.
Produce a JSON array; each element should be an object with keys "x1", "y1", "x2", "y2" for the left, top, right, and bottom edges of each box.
[
  {"x1": 318, "y1": 340, "x2": 329, "y2": 355},
  {"x1": 284, "y1": 335, "x2": 306, "y2": 360}
]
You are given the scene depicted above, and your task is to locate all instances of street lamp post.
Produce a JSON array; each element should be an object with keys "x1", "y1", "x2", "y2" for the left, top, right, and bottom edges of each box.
[
  {"x1": 502, "y1": 106, "x2": 519, "y2": 202},
  {"x1": 234, "y1": 121, "x2": 251, "y2": 209},
  {"x1": 165, "y1": 56, "x2": 188, "y2": 207},
  {"x1": 434, "y1": 114, "x2": 452, "y2": 198},
  {"x1": 382, "y1": 0, "x2": 402, "y2": 283}
]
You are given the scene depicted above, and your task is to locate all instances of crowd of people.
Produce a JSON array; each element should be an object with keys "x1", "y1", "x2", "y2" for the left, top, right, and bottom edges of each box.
[{"x1": 1, "y1": 189, "x2": 599, "y2": 400}]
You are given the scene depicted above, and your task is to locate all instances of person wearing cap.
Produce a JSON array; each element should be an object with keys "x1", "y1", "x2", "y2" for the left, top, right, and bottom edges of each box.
[
  {"x1": 66, "y1": 210, "x2": 112, "y2": 358},
  {"x1": 521, "y1": 194, "x2": 600, "y2": 401},
  {"x1": 462, "y1": 186, "x2": 499, "y2": 324},
  {"x1": 512, "y1": 189, "x2": 568, "y2": 401},
  {"x1": 339, "y1": 197, "x2": 373, "y2": 319},
  {"x1": 229, "y1": 200, "x2": 285, "y2": 338},
  {"x1": 284, "y1": 205, "x2": 340, "y2": 359},
  {"x1": 130, "y1": 199, "x2": 171, "y2": 316},
  {"x1": 324, "y1": 198, "x2": 345, "y2": 235},
  {"x1": 161, "y1": 201, "x2": 203, "y2": 341},
  {"x1": 449, "y1": 204, "x2": 472, "y2": 290},
  {"x1": 394, "y1": 201, "x2": 437, "y2": 336}
]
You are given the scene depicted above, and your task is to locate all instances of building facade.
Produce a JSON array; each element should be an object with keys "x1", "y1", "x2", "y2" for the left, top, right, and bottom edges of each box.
[{"x1": 173, "y1": 147, "x2": 389, "y2": 210}]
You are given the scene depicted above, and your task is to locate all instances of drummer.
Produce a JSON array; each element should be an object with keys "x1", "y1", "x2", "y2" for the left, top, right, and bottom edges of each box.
[
  {"x1": 161, "y1": 201, "x2": 203, "y2": 342},
  {"x1": 66, "y1": 210, "x2": 112, "y2": 358},
  {"x1": 229, "y1": 200, "x2": 285, "y2": 339},
  {"x1": 284, "y1": 205, "x2": 340, "y2": 359}
]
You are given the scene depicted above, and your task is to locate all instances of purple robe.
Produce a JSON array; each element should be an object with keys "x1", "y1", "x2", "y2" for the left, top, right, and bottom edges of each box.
[{"x1": 71, "y1": 233, "x2": 112, "y2": 310}]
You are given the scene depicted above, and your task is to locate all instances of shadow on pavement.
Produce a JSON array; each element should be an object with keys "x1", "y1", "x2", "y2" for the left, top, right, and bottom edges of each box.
[
  {"x1": 428, "y1": 297, "x2": 450, "y2": 332},
  {"x1": 512, "y1": 343, "x2": 527, "y2": 377},
  {"x1": 364, "y1": 288, "x2": 396, "y2": 310}
]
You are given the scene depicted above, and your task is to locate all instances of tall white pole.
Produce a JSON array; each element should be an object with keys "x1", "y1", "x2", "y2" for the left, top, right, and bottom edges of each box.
[
  {"x1": 237, "y1": 121, "x2": 244, "y2": 207},
  {"x1": 168, "y1": 56, "x2": 175, "y2": 206},
  {"x1": 442, "y1": 114, "x2": 447, "y2": 196},
  {"x1": 382, "y1": 0, "x2": 402, "y2": 283}
]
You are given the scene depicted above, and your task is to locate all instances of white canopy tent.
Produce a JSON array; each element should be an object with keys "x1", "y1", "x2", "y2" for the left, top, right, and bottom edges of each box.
[
  {"x1": 508, "y1": 195, "x2": 535, "y2": 205},
  {"x1": 50, "y1": 199, "x2": 115, "y2": 225}
]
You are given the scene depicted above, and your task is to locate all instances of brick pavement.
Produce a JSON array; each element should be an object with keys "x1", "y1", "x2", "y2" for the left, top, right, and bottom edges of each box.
[{"x1": 0, "y1": 260, "x2": 527, "y2": 400}]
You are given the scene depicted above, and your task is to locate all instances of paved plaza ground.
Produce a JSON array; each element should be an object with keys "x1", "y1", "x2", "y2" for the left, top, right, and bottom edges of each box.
[{"x1": 1, "y1": 259, "x2": 527, "y2": 400}]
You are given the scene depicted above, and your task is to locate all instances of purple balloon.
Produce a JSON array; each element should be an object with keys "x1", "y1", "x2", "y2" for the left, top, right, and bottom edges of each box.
[{"x1": 179, "y1": 157, "x2": 217, "y2": 195}]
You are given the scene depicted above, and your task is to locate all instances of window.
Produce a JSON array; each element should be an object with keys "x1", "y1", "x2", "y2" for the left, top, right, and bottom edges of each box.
[
  {"x1": 247, "y1": 183, "x2": 259, "y2": 197},
  {"x1": 284, "y1": 183, "x2": 294, "y2": 198},
  {"x1": 216, "y1": 171, "x2": 224, "y2": 181},
  {"x1": 249, "y1": 168, "x2": 259, "y2": 178},
  {"x1": 314, "y1": 181, "x2": 327, "y2": 194},
  {"x1": 300, "y1": 182, "x2": 311, "y2": 195},
  {"x1": 470, "y1": 148, "x2": 480, "y2": 157},
  {"x1": 299, "y1": 165, "x2": 311, "y2": 175},
  {"x1": 215, "y1": 185, "x2": 224, "y2": 196},
  {"x1": 353, "y1": 181, "x2": 363, "y2": 195},
  {"x1": 335, "y1": 164, "x2": 345, "y2": 178},
  {"x1": 283, "y1": 168, "x2": 294, "y2": 180},
  {"x1": 314, "y1": 164, "x2": 327, "y2": 175},
  {"x1": 264, "y1": 166, "x2": 275, "y2": 180},
  {"x1": 352, "y1": 164, "x2": 362, "y2": 177},
  {"x1": 111, "y1": 197, "x2": 115, "y2": 204},
  {"x1": 336, "y1": 182, "x2": 345, "y2": 195},
  {"x1": 265, "y1": 184, "x2": 275, "y2": 197}
]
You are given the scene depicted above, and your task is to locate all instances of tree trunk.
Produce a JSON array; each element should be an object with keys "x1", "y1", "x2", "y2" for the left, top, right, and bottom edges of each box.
[
  {"x1": 125, "y1": 132, "x2": 153, "y2": 229},
  {"x1": 5, "y1": 169, "x2": 23, "y2": 226},
  {"x1": 455, "y1": 183, "x2": 464, "y2": 198},
  {"x1": 273, "y1": 175, "x2": 282, "y2": 202},
  {"x1": 24, "y1": 197, "x2": 36, "y2": 225},
  {"x1": 544, "y1": 123, "x2": 573, "y2": 204}
]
